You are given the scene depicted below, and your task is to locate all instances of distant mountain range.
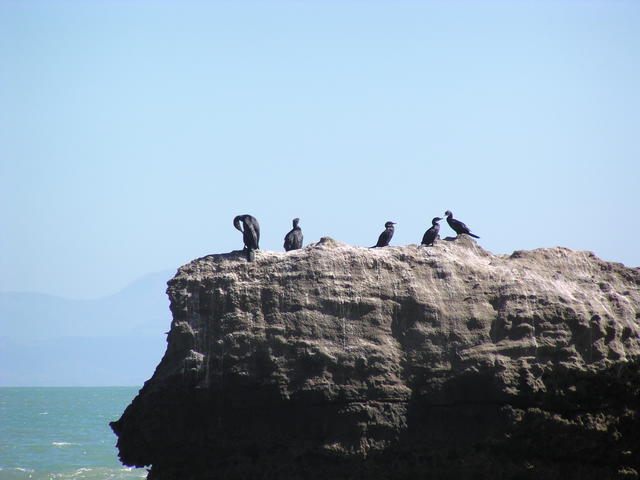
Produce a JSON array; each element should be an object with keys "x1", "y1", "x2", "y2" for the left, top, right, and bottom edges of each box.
[{"x1": 0, "y1": 270, "x2": 175, "y2": 386}]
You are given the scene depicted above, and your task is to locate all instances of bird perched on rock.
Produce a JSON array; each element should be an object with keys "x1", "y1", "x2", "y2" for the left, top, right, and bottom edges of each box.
[
  {"x1": 371, "y1": 221, "x2": 396, "y2": 248},
  {"x1": 444, "y1": 210, "x2": 479, "y2": 238},
  {"x1": 233, "y1": 214, "x2": 260, "y2": 261},
  {"x1": 284, "y1": 218, "x2": 303, "y2": 251},
  {"x1": 421, "y1": 217, "x2": 442, "y2": 246}
]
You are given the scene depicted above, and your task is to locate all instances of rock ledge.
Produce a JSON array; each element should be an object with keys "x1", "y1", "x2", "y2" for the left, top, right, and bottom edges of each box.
[{"x1": 112, "y1": 238, "x2": 640, "y2": 479}]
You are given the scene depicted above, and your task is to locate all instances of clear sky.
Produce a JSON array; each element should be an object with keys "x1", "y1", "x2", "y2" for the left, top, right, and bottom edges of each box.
[{"x1": 1, "y1": 0, "x2": 639, "y2": 299}]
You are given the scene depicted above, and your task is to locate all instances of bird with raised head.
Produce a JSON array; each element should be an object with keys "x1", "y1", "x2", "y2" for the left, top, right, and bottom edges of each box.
[
  {"x1": 371, "y1": 221, "x2": 396, "y2": 248},
  {"x1": 444, "y1": 210, "x2": 479, "y2": 239},
  {"x1": 421, "y1": 217, "x2": 442, "y2": 246}
]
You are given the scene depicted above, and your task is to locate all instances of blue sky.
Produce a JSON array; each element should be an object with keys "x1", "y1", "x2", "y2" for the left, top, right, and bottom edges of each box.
[{"x1": 2, "y1": 1, "x2": 639, "y2": 299}]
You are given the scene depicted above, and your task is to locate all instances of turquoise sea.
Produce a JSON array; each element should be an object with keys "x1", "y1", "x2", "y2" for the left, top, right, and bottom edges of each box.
[{"x1": 0, "y1": 387, "x2": 147, "y2": 480}]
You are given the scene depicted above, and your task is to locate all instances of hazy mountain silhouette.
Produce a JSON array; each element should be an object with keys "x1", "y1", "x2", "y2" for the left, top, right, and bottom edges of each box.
[{"x1": 0, "y1": 270, "x2": 174, "y2": 386}]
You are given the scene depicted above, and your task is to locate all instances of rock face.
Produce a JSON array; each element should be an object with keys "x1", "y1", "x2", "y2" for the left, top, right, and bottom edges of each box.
[{"x1": 111, "y1": 237, "x2": 640, "y2": 479}]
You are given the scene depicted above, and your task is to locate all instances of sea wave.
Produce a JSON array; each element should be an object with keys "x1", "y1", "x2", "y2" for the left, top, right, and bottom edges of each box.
[
  {"x1": 0, "y1": 467, "x2": 35, "y2": 480},
  {"x1": 1, "y1": 387, "x2": 145, "y2": 480},
  {"x1": 50, "y1": 467, "x2": 147, "y2": 479},
  {"x1": 0, "y1": 467, "x2": 147, "y2": 480}
]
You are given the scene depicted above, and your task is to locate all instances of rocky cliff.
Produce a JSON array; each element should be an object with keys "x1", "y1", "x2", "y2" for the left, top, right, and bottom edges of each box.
[{"x1": 111, "y1": 237, "x2": 640, "y2": 480}]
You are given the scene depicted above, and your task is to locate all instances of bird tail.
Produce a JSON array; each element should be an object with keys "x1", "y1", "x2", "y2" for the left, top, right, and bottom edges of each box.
[
  {"x1": 468, "y1": 233, "x2": 480, "y2": 239},
  {"x1": 246, "y1": 248, "x2": 255, "y2": 262}
]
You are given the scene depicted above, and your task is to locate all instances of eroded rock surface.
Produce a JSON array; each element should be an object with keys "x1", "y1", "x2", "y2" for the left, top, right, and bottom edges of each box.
[{"x1": 111, "y1": 237, "x2": 640, "y2": 479}]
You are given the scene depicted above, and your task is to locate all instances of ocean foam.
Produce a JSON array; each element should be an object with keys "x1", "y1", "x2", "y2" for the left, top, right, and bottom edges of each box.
[{"x1": 49, "y1": 466, "x2": 147, "y2": 479}]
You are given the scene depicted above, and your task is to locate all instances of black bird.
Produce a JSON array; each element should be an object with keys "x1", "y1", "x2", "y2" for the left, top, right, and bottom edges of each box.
[
  {"x1": 233, "y1": 214, "x2": 260, "y2": 260},
  {"x1": 284, "y1": 218, "x2": 303, "y2": 251},
  {"x1": 371, "y1": 221, "x2": 396, "y2": 248},
  {"x1": 444, "y1": 210, "x2": 480, "y2": 238},
  {"x1": 421, "y1": 217, "x2": 442, "y2": 246}
]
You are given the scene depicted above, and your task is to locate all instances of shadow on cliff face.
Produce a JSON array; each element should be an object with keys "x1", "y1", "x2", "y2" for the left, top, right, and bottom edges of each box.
[
  {"x1": 112, "y1": 358, "x2": 640, "y2": 480},
  {"x1": 376, "y1": 359, "x2": 640, "y2": 480}
]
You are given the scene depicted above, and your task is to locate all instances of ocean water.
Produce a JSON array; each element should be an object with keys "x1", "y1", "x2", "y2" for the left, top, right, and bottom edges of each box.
[{"x1": 0, "y1": 387, "x2": 147, "y2": 480}]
